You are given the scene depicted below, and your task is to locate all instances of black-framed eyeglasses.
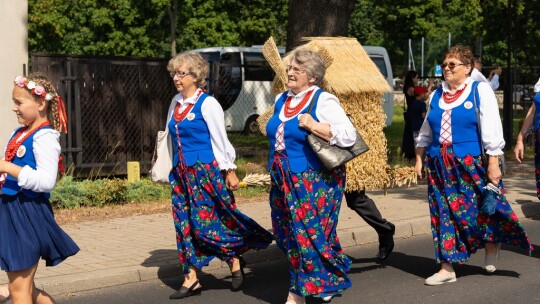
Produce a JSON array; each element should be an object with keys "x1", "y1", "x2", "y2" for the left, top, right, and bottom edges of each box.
[
  {"x1": 285, "y1": 65, "x2": 306, "y2": 75},
  {"x1": 170, "y1": 71, "x2": 192, "y2": 78},
  {"x1": 441, "y1": 62, "x2": 466, "y2": 70}
]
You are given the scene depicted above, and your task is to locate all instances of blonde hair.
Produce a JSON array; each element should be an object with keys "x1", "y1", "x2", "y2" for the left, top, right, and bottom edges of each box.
[
  {"x1": 25, "y1": 73, "x2": 62, "y2": 132},
  {"x1": 167, "y1": 51, "x2": 209, "y2": 88}
]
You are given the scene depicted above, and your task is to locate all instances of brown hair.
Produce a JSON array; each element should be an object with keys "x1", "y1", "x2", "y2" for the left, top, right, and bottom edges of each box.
[
  {"x1": 444, "y1": 44, "x2": 474, "y2": 76},
  {"x1": 25, "y1": 73, "x2": 62, "y2": 132}
]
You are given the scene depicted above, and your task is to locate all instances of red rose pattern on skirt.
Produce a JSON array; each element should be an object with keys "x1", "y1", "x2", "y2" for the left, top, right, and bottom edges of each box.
[
  {"x1": 425, "y1": 146, "x2": 533, "y2": 264},
  {"x1": 269, "y1": 153, "x2": 351, "y2": 298},
  {"x1": 169, "y1": 159, "x2": 273, "y2": 274}
]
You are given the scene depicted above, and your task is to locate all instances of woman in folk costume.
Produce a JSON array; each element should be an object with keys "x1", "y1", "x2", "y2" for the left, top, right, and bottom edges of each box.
[
  {"x1": 0, "y1": 74, "x2": 79, "y2": 303},
  {"x1": 266, "y1": 49, "x2": 355, "y2": 304},
  {"x1": 514, "y1": 91, "x2": 540, "y2": 199},
  {"x1": 414, "y1": 45, "x2": 532, "y2": 286},
  {"x1": 165, "y1": 51, "x2": 273, "y2": 299}
]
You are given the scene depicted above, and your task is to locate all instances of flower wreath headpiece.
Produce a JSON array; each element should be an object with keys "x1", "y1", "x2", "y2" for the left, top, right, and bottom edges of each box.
[
  {"x1": 13, "y1": 76, "x2": 69, "y2": 134},
  {"x1": 14, "y1": 76, "x2": 55, "y2": 101}
]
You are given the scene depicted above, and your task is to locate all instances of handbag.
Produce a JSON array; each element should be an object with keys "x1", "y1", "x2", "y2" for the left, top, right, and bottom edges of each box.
[
  {"x1": 304, "y1": 91, "x2": 369, "y2": 171},
  {"x1": 151, "y1": 128, "x2": 173, "y2": 183},
  {"x1": 471, "y1": 82, "x2": 506, "y2": 175}
]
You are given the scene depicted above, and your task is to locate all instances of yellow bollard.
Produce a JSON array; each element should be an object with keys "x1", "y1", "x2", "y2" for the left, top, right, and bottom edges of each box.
[{"x1": 127, "y1": 161, "x2": 140, "y2": 183}]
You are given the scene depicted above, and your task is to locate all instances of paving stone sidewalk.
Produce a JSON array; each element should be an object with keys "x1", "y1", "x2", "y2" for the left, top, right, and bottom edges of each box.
[{"x1": 1, "y1": 171, "x2": 539, "y2": 296}]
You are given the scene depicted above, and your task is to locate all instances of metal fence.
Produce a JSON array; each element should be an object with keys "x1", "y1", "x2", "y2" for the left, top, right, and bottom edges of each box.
[{"x1": 29, "y1": 52, "x2": 274, "y2": 177}]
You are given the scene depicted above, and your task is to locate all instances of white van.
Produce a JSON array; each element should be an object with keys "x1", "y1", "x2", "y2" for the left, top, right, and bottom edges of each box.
[
  {"x1": 194, "y1": 45, "x2": 393, "y2": 133},
  {"x1": 363, "y1": 46, "x2": 394, "y2": 126},
  {"x1": 193, "y1": 46, "x2": 285, "y2": 134}
]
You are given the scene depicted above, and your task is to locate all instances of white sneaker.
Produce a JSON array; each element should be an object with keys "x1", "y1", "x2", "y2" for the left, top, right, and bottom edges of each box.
[
  {"x1": 424, "y1": 272, "x2": 457, "y2": 285},
  {"x1": 484, "y1": 243, "x2": 501, "y2": 273}
]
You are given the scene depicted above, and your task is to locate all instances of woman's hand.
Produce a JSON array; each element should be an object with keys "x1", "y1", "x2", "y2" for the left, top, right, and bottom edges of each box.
[
  {"x1": 514, "y1": 141, "x2": 525, "y2": 163},
  {"x1": 298, "y1": 113, "x2": 315, "y2": 131},
  {"x1": 415, "y1": 159, "x2": 423, "y2": 178},
  {"x1": 225, "y1": 170, "x2": 240, "y2": 191},
  {"x1": 487, "y1": 156, "x2": 502, "y2": 186}
]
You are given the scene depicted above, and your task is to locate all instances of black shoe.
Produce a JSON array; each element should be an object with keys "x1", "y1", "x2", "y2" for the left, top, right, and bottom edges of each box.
[
  {"x1": 169, "y1": 280, "x2": 202, "y2": 300},
  {"x1": 377, "y1": 223, "x2": 395, "y2": 260},
  {"x1": 231, "y1": 256, "x2": 246, "y2": 291}
]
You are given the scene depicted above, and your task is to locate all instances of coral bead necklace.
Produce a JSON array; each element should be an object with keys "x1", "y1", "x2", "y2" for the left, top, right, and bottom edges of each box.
[
  {"x1": 174, "y1": 90, "x2": 203, "y2": 122},
  {"x1": 4, "y1": 121, "x2": 51, "y2": 162},
  {"x1": 443, "y1": 83, "x2": 468, "y2": 103},
  {"x1": 284, "y1": 90, "x2": 314, "y2": 118}
]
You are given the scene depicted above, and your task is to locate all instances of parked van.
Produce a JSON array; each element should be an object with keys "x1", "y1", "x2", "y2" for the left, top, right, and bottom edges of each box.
[
  {"x1": 194, "y1": 45, "x2": 393, "y2": 133},
  {"x1": 363, "y1": 46, "x2": 394, "y2": 126}
]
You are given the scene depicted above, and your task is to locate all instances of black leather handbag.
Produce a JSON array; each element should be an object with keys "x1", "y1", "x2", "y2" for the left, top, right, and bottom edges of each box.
[{"x1": 305, "y1": 96, "x2": 369, "y2": 171}]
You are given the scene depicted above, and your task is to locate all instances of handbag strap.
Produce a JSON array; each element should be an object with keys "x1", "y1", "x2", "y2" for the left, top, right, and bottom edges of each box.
[
  {"x1": 470, "y1": 81, "x2": 485, "y2": 158},
  {"x1": 305, "y1": 88, "x2": 323, "y2": 116}
]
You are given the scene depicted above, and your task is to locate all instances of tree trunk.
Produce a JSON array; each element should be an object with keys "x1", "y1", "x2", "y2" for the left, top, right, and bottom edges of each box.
[
  {"x1": 168, "y1": 0, "x2": 178, "y2": 56},
  {"x1": 286, "y1": 0, "x2": 356, "y2": 51}
]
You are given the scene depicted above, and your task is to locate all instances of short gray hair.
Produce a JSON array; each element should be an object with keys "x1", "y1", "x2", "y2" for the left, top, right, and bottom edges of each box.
[{"x1": 289, "y1": 50, "x2": 326, "y2": 86}]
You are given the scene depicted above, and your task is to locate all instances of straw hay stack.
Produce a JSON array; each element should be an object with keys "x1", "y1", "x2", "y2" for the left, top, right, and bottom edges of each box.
[{"x1": 260, "y1": 37, "x2": 394, "y2": 191}]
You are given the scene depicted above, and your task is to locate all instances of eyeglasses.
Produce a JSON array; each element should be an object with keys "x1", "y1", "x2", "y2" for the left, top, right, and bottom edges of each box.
[
  {"x1": 285, "y1": 65, "x2": 306, "y2": 75},
  {"x1": 170, "y1": 71, "x2": 192, "y2": 78},
  {"x1": 441, "y1": 62, "x2": 466, "y2": 70}
]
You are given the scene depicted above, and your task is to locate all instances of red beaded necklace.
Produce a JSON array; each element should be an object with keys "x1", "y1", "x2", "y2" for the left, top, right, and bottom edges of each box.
[
  {"x1": 5, "y1": 121, "x2": 51, "y2": 162},
  {"x1": 173, "y1": 90, "x2": 203, "y2": 122},
  {"x1": 443, "y1": 83, "x2": 468, "y2": 103},
  {"x1": 284, "y1": 90, "x2": 314, "y2": 118}
]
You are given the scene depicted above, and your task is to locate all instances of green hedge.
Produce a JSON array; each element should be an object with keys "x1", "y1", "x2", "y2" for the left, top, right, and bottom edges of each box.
[{"x1": 50, "y1": 177, "x2": 170, "y2": 209}]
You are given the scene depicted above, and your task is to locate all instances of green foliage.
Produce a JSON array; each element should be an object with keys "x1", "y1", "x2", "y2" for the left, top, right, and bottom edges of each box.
[
  {"x1": 50, "y1": 177, "x2": 170, "y2": 209},
  {"x1": 125, "y1": 179, "x2": 171, "y2": 202}
]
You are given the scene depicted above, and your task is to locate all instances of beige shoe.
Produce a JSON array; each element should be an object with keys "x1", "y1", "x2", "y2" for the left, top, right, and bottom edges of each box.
[{"x1": 424, "y1": 272, "x2": 457, "y2": 285}]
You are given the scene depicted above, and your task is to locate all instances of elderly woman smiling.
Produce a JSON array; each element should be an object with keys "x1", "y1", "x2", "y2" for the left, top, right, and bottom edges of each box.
[
  {"x1": 266, "y1": 49, "x2": 356, "y2": 304},
  {"x1": 414, "y1": 44, "x2": 532, "y2": 286}
]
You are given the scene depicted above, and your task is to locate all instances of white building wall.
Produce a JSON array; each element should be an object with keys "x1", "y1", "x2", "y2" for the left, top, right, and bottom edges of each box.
[{"x1": 0, "y1": 1, "x2": 27, "y2": 150}]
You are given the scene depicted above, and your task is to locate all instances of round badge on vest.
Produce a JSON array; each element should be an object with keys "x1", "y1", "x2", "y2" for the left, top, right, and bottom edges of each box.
[
  {"x1": 464, "y1": 101, "x2": 473, "y2": 110},
  {"x1": 16, "y1": 145, "x2": 26, "y2": 158},
  {"x1": 187, "y1": 113, "x2": 195, "y2": 121}
]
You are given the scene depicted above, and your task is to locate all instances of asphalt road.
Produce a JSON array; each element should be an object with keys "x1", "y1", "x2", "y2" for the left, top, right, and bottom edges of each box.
[{"x1": 57, "y1": 217, "x2": 540, "y2": 304}]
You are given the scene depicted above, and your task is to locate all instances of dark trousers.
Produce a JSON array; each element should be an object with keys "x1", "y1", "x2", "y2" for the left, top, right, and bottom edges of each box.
[{"x1": 344, "y1": 190, "x2": 394, "y2": 236}]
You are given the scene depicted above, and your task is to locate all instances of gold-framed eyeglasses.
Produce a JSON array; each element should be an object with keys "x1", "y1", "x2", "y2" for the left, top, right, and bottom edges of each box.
[
  {"x1": 285, "y1": 65, "x2": 306, "y2": 75},
  {"x1": 170, "y1": 71, "x2": 192, "y2": 78},
  {"x1": 441, "y1": 62, "x2": 465, "y2": 70}
]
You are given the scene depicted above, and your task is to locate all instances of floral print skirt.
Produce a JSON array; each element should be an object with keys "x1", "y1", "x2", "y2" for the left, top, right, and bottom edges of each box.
[
  {"x1": 269, "y1": 153, "x2": 351, "y2": 298},
  {"x1": 169, "y1": 159, "x2": 273, "y2": 274},
  {"x1": 425, "y1": 146, "x2": 533, "y2": 264},
  {"x1": 535, "y1": 127, "x2": 540, "y2": 199}
]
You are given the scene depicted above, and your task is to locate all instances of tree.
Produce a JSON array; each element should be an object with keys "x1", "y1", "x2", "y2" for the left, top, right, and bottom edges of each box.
[{"x1": 286, "y1": 0, "x2": 356, "y2": 51}]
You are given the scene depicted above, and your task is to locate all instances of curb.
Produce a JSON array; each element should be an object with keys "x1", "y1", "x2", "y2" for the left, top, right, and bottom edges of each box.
[{"x1": 35, "y1": 201, "x2": 540, "y2": 296}]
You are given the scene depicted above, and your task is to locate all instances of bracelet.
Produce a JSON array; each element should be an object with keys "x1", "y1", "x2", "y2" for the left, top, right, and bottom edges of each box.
[{"x1": 487, "y1": 154, "x2": 499, "y2": 158}]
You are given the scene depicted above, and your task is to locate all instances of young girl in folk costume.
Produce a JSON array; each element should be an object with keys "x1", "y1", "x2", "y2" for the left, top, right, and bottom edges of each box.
[{"x1": 0, "y1": 74, "x2": 79, "y2": 303}]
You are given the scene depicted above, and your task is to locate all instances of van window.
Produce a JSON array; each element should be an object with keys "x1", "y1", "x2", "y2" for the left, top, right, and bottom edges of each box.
[
  {"x1": 217, "y1": 52, "x2": 242, "y2": 111},
  {"x1": 243, "y1": 52, "x2": 275, "y2": 81},
  {"x1": 369, "y1": 56, "x2": 388, "y2": 79}
]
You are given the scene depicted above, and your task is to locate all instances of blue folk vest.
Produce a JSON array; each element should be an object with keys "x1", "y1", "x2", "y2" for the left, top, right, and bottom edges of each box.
[
  {"x1": 534, "y1": 93, "x2": 540, "y2": 131},
  {"x1": 2, "y1": 126, "x2": 52, "y2": 198},
  {"x1": 426, "y1": 81, "x2": 482, "y2": 157},
  {"x1": 266, "y1": 89, "x2": 323, "y2": 172},
  {"x1": 167, "y1": 93, "x2": 214, "y2": 167}
]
